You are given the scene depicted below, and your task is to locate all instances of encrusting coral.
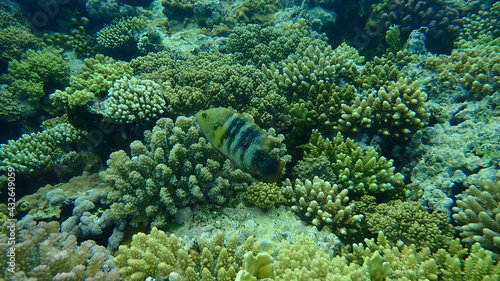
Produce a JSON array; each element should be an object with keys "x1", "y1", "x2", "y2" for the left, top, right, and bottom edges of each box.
[
  {"x1": 0, "y1": 123, "x2": 85, "y2": 176},
  {"x1": 281, "y1": 176, "x2": 364, "y2": 237},
  {"x1": 294, "y1": 130, "x2": 405, "y2": 194},
  {"x1": 452, "y1": 169, "x2": 500, "y2": 254},
  {"x1": 0, "y1": 218, "x2": 119, "y2": 280},
  {"x1": 101, "y1": 116, "x2": 288, "y2": 228}
]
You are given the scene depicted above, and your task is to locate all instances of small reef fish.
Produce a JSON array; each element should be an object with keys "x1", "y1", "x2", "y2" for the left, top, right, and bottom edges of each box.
[{"x1": 196, "y1": 107, "x2": 285, "y2": 183}]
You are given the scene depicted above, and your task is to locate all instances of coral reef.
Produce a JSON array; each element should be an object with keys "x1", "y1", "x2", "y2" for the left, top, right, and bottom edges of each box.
[
  {"x1": 282, "y1": 176, "x2": 364, "y2": 237},
  {"x1": 349, "y1": 231, "x2": 500, "y2": 280},
  {"x1": 452, "y1": 169, "x2": 500, "y2": 253},
  {"x1": 366, "y1": 0, "x2": 463, "y2": 54},
  {"x1": 96, "y1": 16, "x2": 147, "y2": 57},
  {"x1": 114, "y1": 227, "x2": 259, "y2": 281},
  {"x1": 2, "y1": 47, "x2": 69, "y2": 103},
  {"x1": 245, "y1": 182, "x2": 284, "y2": 209},
  {"x1": 131, "y1": 50, "x2": 290, "y2": 129},
  {"x1": 50, "y1": 54, "x2": 133, "y2": 111},
  {"x1": 0, "y1": 218, "x2": 119, "y2": 280},
  {"x1": 295, "y1": 130, "x2": 405, "y2": 194},
  {"x1": 0, "y1": 123, "x2": 85, "y2": 176},
  {"x1": 98, "y1": 76, "x2": 166, "y2": 123},
  {"x1": 0, "y1": 9, "x2": 39, "y2": 61},
  {"x1": 365, "y1": 200, "x2": 454, "y2": 250},
  {"x1": 101, "y1": 116, "x2": 288, "y2": 228},
  {"x1": 334, "y1": 78, "x2": 430, "y2": 141}
]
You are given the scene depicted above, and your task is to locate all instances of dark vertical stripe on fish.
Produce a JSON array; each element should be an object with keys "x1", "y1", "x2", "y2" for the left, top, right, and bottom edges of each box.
[
  {"x1": 234, "y1": 126, "x2": 260, "y2": 158},
  {"x1": 222, "y1": 117, "x2": 245, "y2": 148}
]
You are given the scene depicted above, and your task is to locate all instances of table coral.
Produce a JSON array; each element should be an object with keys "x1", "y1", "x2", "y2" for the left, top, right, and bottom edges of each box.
[
  {"x1": 0, "y1": 123, "x2": 85, "y2": 176},
  {"x1": 365, "y1": 200, "x2": 454, "y2": 251},
  {"x1": 282, "y1": 176, "x2": 364, "y2": 238},
  {"x1": 114, "y1": 227, "x2": 261, "y2": 281},
  {"x1": 101, "y1": 116, "x2": 288, "y2": 228},
  {"x1": 0, "y1": 218, "x2": 119, "y2": 280},
  {"x1": 295, "y1": 130, "x2": 405, "y2": 194},
  {"x1": 452, "y1": 169, "x2": 500, "y2": 254}
]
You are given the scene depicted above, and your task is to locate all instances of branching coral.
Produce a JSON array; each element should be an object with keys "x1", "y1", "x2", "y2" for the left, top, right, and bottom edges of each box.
[
  {"x1": 334, "y1": 78, "x2": 430, "y2": 141},
  {"x1": 246, "y1": 182, "x2": 284, "y2": 209},
  {"x1": 2, "y1": 47, "x2": 69, "y2": 103},
  {"x1": 0, "y1": 218, "x2": 119, "y2": 280},
  {"x1": 98, "y1": 76, "x2": 166, "y2": 123},
  {"x1": 365, "y1": 200, "x2": 454, "y2": 251},
  {"x1": 101, "y1": 116, "x2": 288, "y2": 228},
  {"x1": 295, "y1": 130, "x2": 405, "y2": 194},
  {"x1": 50, "y1": 54, "x2": 133, "y2": 111},
  {"x1": 96, "y1": 16, "x2": 147, "y2": 51},
  {"x1": 114, "y1": 227, "x2": 261, "y2": 281},
  {"x1": 0, "y1": 123, "x2": 85, "y2": 176},
  {"x1": 282, "y1": 176, "x2": 364, "y2": 237},
  {"x1": 452, "y1": 170, "x2": 500, "y2": 254}
]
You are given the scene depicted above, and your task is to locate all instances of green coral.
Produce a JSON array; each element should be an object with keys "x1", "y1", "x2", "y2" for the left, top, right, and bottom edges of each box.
[
  {"x1": 295, "y1": 130, "x2": 404, "y2": 194},
  {"x1": 245, "y1": 182, "x2": 284, "y2": 209},
  {"x1": 114, "y1": 228, "x2": 261, "y2": 281},
  {"x1": 0, "y1": 9, "x2": 40, "y2": 61},
  {"x1": 50, "y1": 54, "x2": 133, "y2": 111},
  {"x1": 282, "y1": 176, "x2": 364, "y2": 237},
  {"x1": 98, "y1": 76, "x2": 166, "y2": 123},
  {"x1": 335, "y1": 78, "x2": 430, "y2": 141},
  {"x1": 365, "y1": 200, "x2": 455, "y2": 251},
  {"x1": 131, "y1": 50, "x2": 290, "y2": 129},
  {"x1": 349, "y1": 232, "x2": 500, "y2": 280},
  {"x1": 101, "y1": 116, "x2": 288, "y2": 228},
  {"x1": 96, "y1": 16, "x2": 147, "y2": 50},
  {"x1": 2, "y1": 47, "x2": 69, "y2": 103},
  {"x1": 0, "y1": 123, "x2": 85, "y2": 176},
  {"x1": 452, "y1": 170, "x2": 500, "y2": 253}
]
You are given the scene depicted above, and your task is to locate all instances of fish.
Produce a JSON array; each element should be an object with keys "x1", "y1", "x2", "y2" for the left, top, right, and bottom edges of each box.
[{"x1": 196, "y1": 107, "x2": 285, "y2": 183}]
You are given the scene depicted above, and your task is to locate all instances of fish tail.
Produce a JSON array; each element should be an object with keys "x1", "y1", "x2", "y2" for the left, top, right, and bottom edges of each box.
[{"x1": 255, "y1": 150, "x2": 285, "y2": 183}]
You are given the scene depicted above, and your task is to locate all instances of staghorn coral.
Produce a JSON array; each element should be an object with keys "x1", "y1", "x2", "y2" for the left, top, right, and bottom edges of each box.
[
  {"x1": 365, "y1": 200, "x2": 454, "y2": 251},
  {"x1": 114, "y1": 227, "x2": 261, "y2": 281},
  {"x1": 245, "y1": 182, "x2": 284, "y2": 209},
  {"x1": 281, "y1": 176, "x2": 364, "y2": 238},
  {"x1": 50, "y1": 54, "x2": 133, "y2": 111},
  {"x1": 98, "y1": 76, "x2": 166, "y2": 123},
  {"x1": 2, "y1": 47, "x2": 69, "y2": 103},
  {"x1": 0, "y1": 123, "x2": 85, "y2": 176},
  {"x1": 101, "y1": 116, "x2": 288, "y2": 228},
  {"x1": 452, "y1": 169, "x2": 500, "y2": 254},
  {"x1": 295, "y1": 130, "x2": 405, "y2": 194},
  {"x1": 334, "y1": 78, "x2": 430, "y2": 141},
  {"x1": 0, "y1": 218, "x2": 119, "y2": 280},
  {"x1": 349, "y1": 232, "x2": 500, "y2": 280}
]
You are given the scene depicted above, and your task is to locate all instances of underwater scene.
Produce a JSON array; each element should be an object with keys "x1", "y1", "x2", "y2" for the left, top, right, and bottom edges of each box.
[{"x1": 0, "y1": 0, "x2": 499, "y2": 280}]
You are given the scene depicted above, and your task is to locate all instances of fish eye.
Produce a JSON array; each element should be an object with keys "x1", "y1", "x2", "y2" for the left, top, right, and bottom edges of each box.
[
  {"x1": 201, "y1": 113, "x2": 207, "y2": 118},
  {"x1": 18, "y1": 201, "x2": 29, "y2": 212}
]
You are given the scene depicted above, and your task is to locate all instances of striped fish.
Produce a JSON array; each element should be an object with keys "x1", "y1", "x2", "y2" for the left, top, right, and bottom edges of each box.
[{"x1": 196, "y1": 107, "x2": 285, "y2": 183}]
